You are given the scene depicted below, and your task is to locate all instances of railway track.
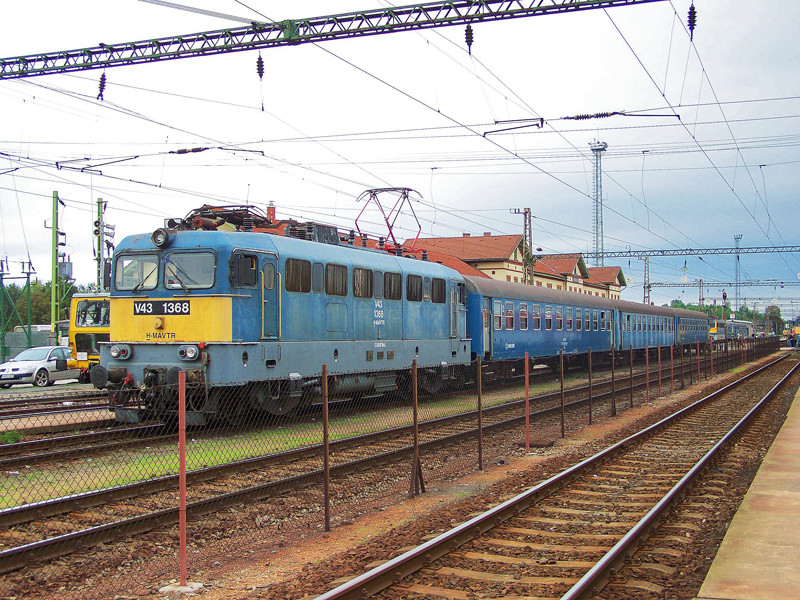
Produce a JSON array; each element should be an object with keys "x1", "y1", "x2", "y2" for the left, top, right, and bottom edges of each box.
[
  {"x1": 313, "y1": 354, "x2": 798, "y2": 600},
  {"x1": 0, "y1": 346, "x2": 759, "y2": 575}
]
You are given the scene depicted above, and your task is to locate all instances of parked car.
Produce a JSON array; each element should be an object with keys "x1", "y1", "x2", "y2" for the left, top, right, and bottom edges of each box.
[{"x1": 0, "y1": 346, "x2": 80, "y2": 388}]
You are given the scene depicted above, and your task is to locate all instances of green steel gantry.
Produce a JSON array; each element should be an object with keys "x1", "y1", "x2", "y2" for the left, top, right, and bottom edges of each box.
[{"x1": 0, "y1": 0, "x2": 665, "y2": 79}]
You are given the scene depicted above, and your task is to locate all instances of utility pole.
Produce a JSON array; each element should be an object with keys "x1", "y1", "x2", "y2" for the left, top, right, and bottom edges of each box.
[
  {"x1": 93, "y1": 198, "x2": 115, "y2": 291},
  {"x1": 734, "y1": 233, "x2": 742, "y2": 320},
  {"x1": 511, "y1": 208, "x2": 533, "y2": 284},
  {"x1": 590, "y1": 140, "x2": 608, "y2": 267},
  {"x1": 639, "y1": 256, "x2": 650, "y2": 304}
]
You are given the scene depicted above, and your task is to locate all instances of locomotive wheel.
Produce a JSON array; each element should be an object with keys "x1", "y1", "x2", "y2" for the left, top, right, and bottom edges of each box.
[
  {"x1": 249, "y1": 383, "x2": 301, "y2": 416},
  {"x1": 419, "y1": 369, "x2": 443, "y2": 395}
]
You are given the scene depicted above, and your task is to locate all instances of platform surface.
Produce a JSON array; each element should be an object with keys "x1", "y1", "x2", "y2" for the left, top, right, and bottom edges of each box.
[{"x1": 694, "y1": 379, "x2": 800, "y2": 600}]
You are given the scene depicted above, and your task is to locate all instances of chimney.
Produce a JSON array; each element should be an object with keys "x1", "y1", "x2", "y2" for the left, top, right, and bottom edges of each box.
[
  {"x1": 484, "y1": 232, "x2": 491, "y2": 236},
  {"x1": 462, "y1": 233, "x2": 471, "y2": 238},
  {"x1": 266, "y1": 202, "x2": 276, "y2": 222}
]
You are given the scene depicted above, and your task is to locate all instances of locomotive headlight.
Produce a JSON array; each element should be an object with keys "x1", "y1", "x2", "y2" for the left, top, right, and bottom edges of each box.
[
  {"x1": 178, "y1": 345, "x2": 199, "y2": 361},
  {"x1": 109, "y1": 344, "x2": 132, "y2": 360},
  {"x1": 151, "y1": 227, "x2": 173, "y2": 248}
]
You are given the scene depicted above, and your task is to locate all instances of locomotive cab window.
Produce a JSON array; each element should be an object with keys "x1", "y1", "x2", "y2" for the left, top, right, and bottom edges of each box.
[
  {"x1": 115, "y1": 253, "x2": 158, "y2": 291},
  {"x1": 353, "y1": 267, "x2": 373, "y2": 298},
  {"x1": 167, "y1": 251, "x2": 215, "y2": 290},
  {"x1": 406, "y1": 275, "x2": 422, "y2": 302},
  {"x1": 326, "y1": 264, "x2": 348, "y2": 296},
  {"x1": 286, "y1": 258, "x2": 311, "y2": 293}
]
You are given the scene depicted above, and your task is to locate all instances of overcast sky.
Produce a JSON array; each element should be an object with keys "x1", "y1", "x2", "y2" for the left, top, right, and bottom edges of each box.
[{"x1": 1, "y1": 1, "x2": 798, "y2": 317}]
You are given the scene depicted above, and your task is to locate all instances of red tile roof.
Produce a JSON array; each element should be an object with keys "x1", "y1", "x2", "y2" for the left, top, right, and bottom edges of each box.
[
  {"x1": 586, "y1": 266, "x2": 627, "y2": 286},
  {"x1": 412, "y1": 234, "x2": 524, "y2": 261}
]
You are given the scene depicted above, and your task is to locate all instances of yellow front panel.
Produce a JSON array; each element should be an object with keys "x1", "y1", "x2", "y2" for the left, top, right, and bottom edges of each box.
[{"x1": 111, "y1": 296, "x2": 233, "y2": 342}]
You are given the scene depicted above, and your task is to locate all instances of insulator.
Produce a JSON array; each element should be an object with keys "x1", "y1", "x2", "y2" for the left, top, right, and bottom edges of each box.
[
  {"x1": 687, "y1": 4, "x2": 697, "y2": 41},
  {"x1": 97, "y1": 72, "x2": 106, "y2": 101},
  {"x1": 465, "y1": 24, "x2": 474, "y2": 55},
  {"x1": 256, "y1": 53, "x2": 265, "y2": 79}
]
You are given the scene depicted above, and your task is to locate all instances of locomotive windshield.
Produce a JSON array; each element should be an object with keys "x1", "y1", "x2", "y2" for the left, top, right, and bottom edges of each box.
[
  {"x1": 74, "y1": 299, "x2": 110, "y2": 327},
  {"x1": 115, "y1": 254, "x2": 159, "y2": 292},
  {"x1": 165, "y1": 252, "x2": 215, "y2": 290}
]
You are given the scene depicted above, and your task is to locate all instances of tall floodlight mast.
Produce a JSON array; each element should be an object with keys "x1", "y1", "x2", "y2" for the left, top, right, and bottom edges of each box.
[{"x1": 590, "y1": 140, "x2": 608, "y2": 267}]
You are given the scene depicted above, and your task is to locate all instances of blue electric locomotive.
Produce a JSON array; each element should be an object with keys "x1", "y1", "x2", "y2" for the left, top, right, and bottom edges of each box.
[{"x1": 91, "y1": 210, "x2": 471, "y2": 425}]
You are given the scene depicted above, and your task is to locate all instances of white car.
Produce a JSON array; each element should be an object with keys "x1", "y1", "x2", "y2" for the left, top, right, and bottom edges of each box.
[{"x1": 0, "y1": 346, "x2": 80, "y2": 388}]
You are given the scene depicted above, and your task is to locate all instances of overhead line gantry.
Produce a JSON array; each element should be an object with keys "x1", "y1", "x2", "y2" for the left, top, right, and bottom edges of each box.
[{"x1": 0, "y1": 0, "x2": 666, "y2": 79}]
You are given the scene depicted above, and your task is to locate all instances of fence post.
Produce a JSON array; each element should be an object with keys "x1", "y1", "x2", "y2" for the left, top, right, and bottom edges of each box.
[
  {"x1": 629, "y1": 345, "x2": 634, "y2": 409},
  {"x1": 688, "y1": 343, "x2": 693, "y2": 386},
  {"x1": 477, "y1": 356, "x2": 483, "y2": 471},
  {"x1": 657, "y1": 344, "x2": 662, "y2": 397},
  {"x1": 322, "y1": 365, "x2": 330, "y2": 531},
  {"x1": 179, "y1": 370, "x2": 187, "y2": 588},
  {"x1": 697, "y1": 340, "x2": 701, "y2": 382},
  {"x1": 646, "y1": 346, "x2": 650, "y2": 404},
  {"x1": 588, "y1": 348, "x2": 592, "y2": 425},
  {"x1": 710, "y1": 340, "x2": 714, "y2": 377},
  {"x1": 670, "y1": 344, "x2": 674, "y2": 394},
  {"x1": 410, "y1": 359, "x2": 425, "y2": 496},
  {"x1": 560, "y1": 350, "x2": 565, "y2": 438},
  {"x1": 525, "y1": 352, "x2": 530, "y2": 453},
  {"x1": 610, "y1": 349, "x2": 616, "y2": 417}
]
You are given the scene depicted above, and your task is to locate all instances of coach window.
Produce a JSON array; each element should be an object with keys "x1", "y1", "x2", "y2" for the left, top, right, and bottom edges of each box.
[
  {"x1": 432, "y1": 278, "x2": 446, "y2": 304},
  {"x1": 576, "y1": 308, "x2": 582, "y2": 331},
  {"x1": 262, "y1": 262, "x2": 275, "y2": 290},
  {"x1": 493, "y1": 300, "x2": 502, "y2": 330},
  {"x1": 545, "y1": 305, "x2": 553, "y2": 330},
  {"x1": 311, "y1": 262, "x2": 324, "y2": 293},
  {"x1": 532, "y1": 304, "x2": 541, "y2": 330},
  {"x1": 519, "y1": 304, "x2": 528, "y2": 330},
  {"x1": 593, "y1": 310, "x2": 599, "y2": 331},
  {"x1": 606, "y1": 312, "x2": 612, "y2": 331},
  {"x1": 373, "y1": 270, "x2": 383, "y2": 298},
  {"x1": 326, "y1": 264, "x2": 348, "y2": 296},
  {"x1": 407, "y1": 275, "x2": 422, "y2": 302},
  {"x1": 353, "y1": 267, "x2": 373, "y2": 298},
  {"x1": 505, "y1": 302, "x2": 515, "y2": 330},
  {"x1": 384, "y1": 272, "x2": 402, "y2": 300},
  {"x1": 626, "y1": 313, "x2": 631, "y2": 332},
  {"x1": 566, "y1": 307, "x2": 573, "y2": 331},
  {"x1": 285, "y1": 258, "x2": 311, "y2": 293},
  {"x1": 166, "y1": 251, "x2": 215, "y2": 290},
  {"x1": 585, "y1": 309, "x2": 590, "y2": 332},
  {"x1": 555, "y1": 307, "x2": 563, "y2": 330},
  {"x1": 599, "y1": 311, "x2": 605, "y2": 331}
]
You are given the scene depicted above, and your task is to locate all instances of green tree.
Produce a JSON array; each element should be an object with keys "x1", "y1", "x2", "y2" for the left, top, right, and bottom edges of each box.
[{"x1": 764, "y1": 305, "x2": 784, "y2": 334}]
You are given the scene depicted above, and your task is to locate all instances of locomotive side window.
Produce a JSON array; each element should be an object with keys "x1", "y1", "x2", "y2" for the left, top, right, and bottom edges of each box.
[
  {"x1": 519, "y1": 304, "x2": 528, "y2": 330},
  {"x1": 532, "y1": 304, "x2": 541, "y2": 330},
  {"x1": 406, "y1": 275, "x2": 422, "y2": 302},
  {"x1": 115, "y1": 253, "x2": 158, "y2": 291},
  {"x1": 505, "y1": 302, "x2": 514, "y2": 330},
  {"x1": 167, "y1": 252, "x2": 216, "y2": 290},
  {"x1": 566, "y1": 307, "x2": 573, "y2": 331},
  {"x1": 384, "y1": 272, "x2": 402, "y2": 300},
  {"x1": 576, "y1": 308, "x2": 582, "y2": 331},
  {"x1": 431, "y1": 278, "x2": 446, "y2": 303},
  {"x1": 263, "y1": 263, "x2": 275, "y2": 290},
  {"x1": 493, "y1": 300, "x2": 502, "y2": 330},
  {"x1": 374, "y1": 270, "x2": 384, "y2": 298},
  {"x1": 326, "y1": 264, "x2": 348, "y2": 296},
  {"x1": 230, "y1": 253, "x2": 257, "y2": 287},
  {"x1": 423, "y1": 277, "x2": 432, "y2": 302},
  {"x1": 353, "y1": 268, "x2": 373, "y2": 298},
  {"x1": 555, "y1": 306, "x2": 563, "y2": 330},
  {"x1": 285, "y1": 258, "x2": 311, "y2": 293},
  {"x1": 312, "y1": 262, "x2": 324, "y2": 293},
  {"x1": 545, "y1": 305, "x2": 552, "y2": 330}
]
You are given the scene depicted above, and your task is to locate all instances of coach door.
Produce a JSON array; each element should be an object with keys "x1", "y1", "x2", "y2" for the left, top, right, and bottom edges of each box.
[{"x1": 261, "y1": 256, "x2": 279, "y2": 339}]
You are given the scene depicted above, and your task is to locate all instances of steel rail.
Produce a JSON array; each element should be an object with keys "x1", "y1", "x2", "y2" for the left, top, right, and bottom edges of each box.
[{"x1": 312, "y1": 354, "x2": 789, "y2": 600}]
